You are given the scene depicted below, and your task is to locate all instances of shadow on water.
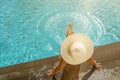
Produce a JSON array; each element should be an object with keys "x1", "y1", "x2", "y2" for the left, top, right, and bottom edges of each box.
[{"x1": 81, "y1": 66, "x2": 96, "y2": 80}]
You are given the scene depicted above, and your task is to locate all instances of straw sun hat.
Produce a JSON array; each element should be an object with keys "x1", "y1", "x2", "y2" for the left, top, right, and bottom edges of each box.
[{"x1": 61, "y1": 33, "x2": 94, "y2": 65}]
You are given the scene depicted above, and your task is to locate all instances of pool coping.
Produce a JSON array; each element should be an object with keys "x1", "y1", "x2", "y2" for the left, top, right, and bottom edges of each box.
[{"x1": 0, "y1": 41, "x2": 120, "y2": 80}]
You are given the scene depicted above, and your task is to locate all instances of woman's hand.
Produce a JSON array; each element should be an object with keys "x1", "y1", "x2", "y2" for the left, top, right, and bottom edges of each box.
[
  {"x1": 88, "y1": 57, "x2": 102, "y2": 70},
  {"x1": 47, "y1": 59, "x2": 67, "y2": 77},
  {"x1": 47, "y1": 69, "x2": 54, "y2": 77},
  {"x1": 94, "y1": 62, "x2": 102, "y2": 70},
  {"x1": 47, "y1": 67, "x2": 56, "y2": 77}
]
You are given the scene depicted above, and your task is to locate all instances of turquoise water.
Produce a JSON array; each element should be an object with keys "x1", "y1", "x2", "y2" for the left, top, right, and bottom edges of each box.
[{"x1": 0, "y1": 0, "x2": 120, "y2": 68}]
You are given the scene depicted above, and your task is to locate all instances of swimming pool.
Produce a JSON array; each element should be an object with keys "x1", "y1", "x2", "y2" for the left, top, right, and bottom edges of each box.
[{"x1": 0, "y1": 0, "x2": 120, "y2": 68}]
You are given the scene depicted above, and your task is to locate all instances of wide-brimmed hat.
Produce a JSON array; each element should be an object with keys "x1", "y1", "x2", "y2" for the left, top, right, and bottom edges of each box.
[{"x1": 61, "y1": 33, "x2": 94, "y2": 65}]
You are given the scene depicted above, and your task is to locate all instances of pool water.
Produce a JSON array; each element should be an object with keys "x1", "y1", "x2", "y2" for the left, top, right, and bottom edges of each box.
[{"x1": 0, "y1": 0, "x2": 120, "y2": 68}]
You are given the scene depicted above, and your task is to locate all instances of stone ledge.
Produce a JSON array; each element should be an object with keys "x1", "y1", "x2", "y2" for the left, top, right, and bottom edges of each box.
[{"x1": 0, "y1": 42, "x2": 120, "y2": 80}]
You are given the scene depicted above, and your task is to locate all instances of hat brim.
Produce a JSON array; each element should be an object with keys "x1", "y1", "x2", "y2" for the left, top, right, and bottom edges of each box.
[{"x1": 61, "y1": 33, "x2": 94, "y2": 65}]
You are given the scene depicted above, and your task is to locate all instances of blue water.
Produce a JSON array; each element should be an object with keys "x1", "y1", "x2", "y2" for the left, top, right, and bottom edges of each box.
[{"x1": 0, "y1": 0, "x2": 120, "y2": 68}]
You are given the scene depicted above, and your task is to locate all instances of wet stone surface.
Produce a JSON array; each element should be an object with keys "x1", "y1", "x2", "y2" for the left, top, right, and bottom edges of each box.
[{"x1": 79, "y1": 67, "x2": 120, "y2": 80}]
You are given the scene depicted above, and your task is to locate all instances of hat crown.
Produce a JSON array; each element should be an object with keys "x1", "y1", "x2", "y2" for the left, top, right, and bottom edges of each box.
[{"x1": 69, "y1": 41, "x2": 86, "y2": 58}]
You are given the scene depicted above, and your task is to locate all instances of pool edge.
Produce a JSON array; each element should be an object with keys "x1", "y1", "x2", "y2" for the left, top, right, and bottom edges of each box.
[{"x1": 0, "y1": 41, "x2": 120, "y2": 80}]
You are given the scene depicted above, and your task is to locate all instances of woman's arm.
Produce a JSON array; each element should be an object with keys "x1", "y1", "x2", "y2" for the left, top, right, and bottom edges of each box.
[
  {"x1": 47, "y1": 58, "x2": 67, "y2": 77},
  {"x1": 87, "y1": 57, "x2": 102, "y2": 70}
]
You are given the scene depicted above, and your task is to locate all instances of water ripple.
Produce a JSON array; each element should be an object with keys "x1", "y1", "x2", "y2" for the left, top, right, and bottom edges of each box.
[{"x1": 36, "y1": 11, "x2": 105, "y2": 46}]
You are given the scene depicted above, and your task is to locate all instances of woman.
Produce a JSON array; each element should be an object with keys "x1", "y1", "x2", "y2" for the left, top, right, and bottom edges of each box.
[{"x1": 47, "y1": 22, "x2": 102, "y2": 79}]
